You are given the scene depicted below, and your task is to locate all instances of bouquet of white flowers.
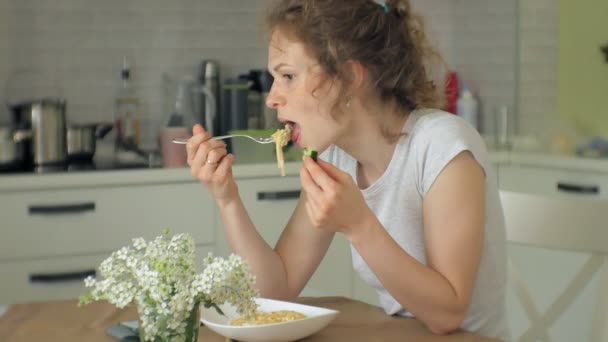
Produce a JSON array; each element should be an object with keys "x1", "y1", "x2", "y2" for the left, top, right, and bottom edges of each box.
[{"x1": 79, "y1": 229, "x2": 259, "y2": 342}]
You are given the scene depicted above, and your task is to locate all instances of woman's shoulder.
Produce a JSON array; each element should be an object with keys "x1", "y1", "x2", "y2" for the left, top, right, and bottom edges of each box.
[
  {"x1": 408, "y1": 108, "x2": 484, "y2": 146},
  {"x1": 410, "y1": 108, "x2": 472, "y2": 133}
]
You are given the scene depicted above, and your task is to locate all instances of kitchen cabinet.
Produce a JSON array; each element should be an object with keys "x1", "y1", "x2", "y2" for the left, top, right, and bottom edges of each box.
[
  {"x1": 0, "y1": 179, "x2": 216, "y2": 304},
  {"x1": 498, "y1": 164, "x2": 606, "y2": 198},
  {"x1": 0, "y1": 245, "x2": 214, "y2": 305},
  {"x1": 493, "y1": 156, "x2": 608, "y2": 341},
  {"x1": 0, "y1": 163, "x2": 358, "y2": 305},
  {"x1": 0, "y1": 183, "x2": 215, "y2": 261},
  {"x1": 215, "y1": 176, "x2": 354, "y2": 299}
]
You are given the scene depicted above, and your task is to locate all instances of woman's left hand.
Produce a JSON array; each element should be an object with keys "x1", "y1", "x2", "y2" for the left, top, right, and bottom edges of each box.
[{"x1": 300, "y1": 156, "x2": 373, "y2": 237}]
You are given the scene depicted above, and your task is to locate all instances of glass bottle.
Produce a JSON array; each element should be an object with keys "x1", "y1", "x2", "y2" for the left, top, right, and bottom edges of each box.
[{"x1": 114, "y1": 56, "x2": 140, "y2": 152}]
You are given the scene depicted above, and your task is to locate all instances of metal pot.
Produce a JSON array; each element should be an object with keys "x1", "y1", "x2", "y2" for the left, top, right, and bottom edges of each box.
[
  {"x1": 0, "y1": 126, "x2": 25, "y2": 170},
  {"x1": 10, "y1": 98, "x2": 67, "y2": 166},
  {"x1": 67, "y1": 123, "x2": 113, "y2": 162}
]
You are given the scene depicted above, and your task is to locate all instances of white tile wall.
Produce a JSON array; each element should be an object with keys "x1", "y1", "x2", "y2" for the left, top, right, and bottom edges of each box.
[
  {"x1": 518, "y1": 0, "x2": 557, "y2": 136},
  {"x1": 413, "y1": 0, "x2": 519, "y2": 135},
  {"x1": 0, "y1": 0, "x2": 270, "y2": 124},
  {"x1": 0, "y1": 0, "x2": 551, "y2": 137},
  {"x1": 450, "y1": 0, "x2": 518, "y2": 135}
]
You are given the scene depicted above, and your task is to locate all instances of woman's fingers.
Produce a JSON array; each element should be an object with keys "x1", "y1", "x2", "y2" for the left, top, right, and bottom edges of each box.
[
  {"x1": 199, "y1": 146, "x2": 228, "y2": 180},
  {"x1": 186, "y1": 131, "x2": 211, "y2": 165},
  {"x1": 300, "y1": 164, "x2": 322, "y2": 197},
  {"x1": 213, "y1": 154, "x2": 236, "y2": 181},
  {"x1": 192, "y1": 124, "x2": 204, "y2": 135},
  {"x1": 190, "y1": 139, "x2": 227, "y2": 178},
  {"x1": 302, "y1": 156, "x2": 337, "y2": 190}
]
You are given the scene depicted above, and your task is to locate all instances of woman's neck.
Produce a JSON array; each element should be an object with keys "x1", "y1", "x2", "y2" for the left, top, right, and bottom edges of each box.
[{"x1": 337, "y1": 104, "x2": 409, "y2": 188}]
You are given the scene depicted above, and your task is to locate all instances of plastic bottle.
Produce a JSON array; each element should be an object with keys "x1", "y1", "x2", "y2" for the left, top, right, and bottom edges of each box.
[
  {"x1": 457, "y1": 86, "x2": 478, "y2": 130},
  {"x1": 444, "y1": 71, "x2": 459, "y2": 115},
  {"x1": 114, "y1": 56, "x2": 141, "y2": 150}
]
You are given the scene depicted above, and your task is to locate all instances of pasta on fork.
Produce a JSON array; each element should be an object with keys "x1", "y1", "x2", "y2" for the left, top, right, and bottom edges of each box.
[{"x1": 271, "y1": 124, "x2": 292, "y2": 176}]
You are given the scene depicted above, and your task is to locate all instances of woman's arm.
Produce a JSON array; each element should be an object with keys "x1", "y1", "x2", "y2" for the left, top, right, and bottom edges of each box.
[
  {"x1": 348, "y1": 151, "x2": 485, "y2": 334},
  {"x1": 218, "y1": 191, "x2": 334, "y2": 300},
  {"x1": 187, "y1": 124, "x2": 333, "y2": 300}
]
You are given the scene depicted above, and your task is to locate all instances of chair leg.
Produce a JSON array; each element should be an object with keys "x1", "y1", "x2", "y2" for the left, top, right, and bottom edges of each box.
[
  {"x1": 509, "y1": 260, "x2": 551, "y2": 342},
  {"x1": 591, "y1": 257, "x2": 608, "y2": 342},
  {"x1": 520, "y1": 254, "x2": 603, "y2": 342}
]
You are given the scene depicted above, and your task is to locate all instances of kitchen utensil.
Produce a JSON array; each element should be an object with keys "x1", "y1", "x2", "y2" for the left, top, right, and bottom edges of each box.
[
  {"x1": 160, "y1": 127, "x2": 189, "y2": 168},
  {"x1": 171, "y1": 134, "x2": 274, "y2": 145},
  {"x1": 197, "y1": 60, "x2": 220, "y2": 134},
  {"x1": 10, "y1": 98, "x2": 67, "y2": 166},
  {"x1": 223, "y1": 79, "x2": 251, "y2": 134},
  {"x1": 0, "y1": 125, "x2": 26, "y2": 170},
  {"x1": 162, "y1": 74, "x2": 217, "y2": 135},
  {"x1": 67, "y1": 123, "x2": 113, "y2": 162}
]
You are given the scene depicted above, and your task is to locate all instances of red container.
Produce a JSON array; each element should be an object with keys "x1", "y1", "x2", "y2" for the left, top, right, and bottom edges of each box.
[{"x1": 444, "y1": 71, "x2": 459, "y2": 115}]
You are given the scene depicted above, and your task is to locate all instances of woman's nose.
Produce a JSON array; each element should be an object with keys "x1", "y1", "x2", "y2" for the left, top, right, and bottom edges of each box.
[{"x1": 265, "y1": 84, "x2": 284, "y2": 109}]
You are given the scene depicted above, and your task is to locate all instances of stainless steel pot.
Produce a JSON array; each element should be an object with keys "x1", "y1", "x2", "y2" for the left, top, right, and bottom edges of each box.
[
  {"x1": 67, "y1": 123, "x2": 113, "y2": 161},
  {"x1": 0, "y1": 126, "x2": 23, "y2": 170},
  {"x1": 11, "y1": 98, "x2": 67, "y2": 166},
  {"x1": 0, "y1": 124, "x2": 35, "y2": 171}
]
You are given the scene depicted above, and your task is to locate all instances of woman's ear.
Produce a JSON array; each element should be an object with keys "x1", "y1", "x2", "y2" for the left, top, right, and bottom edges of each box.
[{"x1": 346, "y1": 60, "x2": 367, "y2": 92}]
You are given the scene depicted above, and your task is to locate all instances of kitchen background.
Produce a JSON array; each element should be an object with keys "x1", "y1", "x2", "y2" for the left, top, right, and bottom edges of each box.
[
  {"x1": 0, "y1": 0, "x2": 606, "y2": 341},
  {"x1": 0, "y1": 0, "x2": 608, "y2": 146},
  {"x1": 2, "y1": 0, "x2": 599, "y2": 146}
]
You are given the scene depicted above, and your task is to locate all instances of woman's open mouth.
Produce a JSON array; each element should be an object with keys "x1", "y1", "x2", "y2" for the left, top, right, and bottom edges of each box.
[{"x1": 286, "y1": 121, "x2": 301, "y2": 146}]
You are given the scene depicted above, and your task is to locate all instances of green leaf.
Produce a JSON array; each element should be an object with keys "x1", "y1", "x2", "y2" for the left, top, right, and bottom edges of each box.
[{"x1": 203, "y1": 300, "x2": 225, "y2": 316}]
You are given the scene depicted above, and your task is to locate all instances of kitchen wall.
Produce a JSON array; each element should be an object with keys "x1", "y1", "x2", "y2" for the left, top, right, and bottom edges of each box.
[
  {"x1": 558, "y1": 0, "x2": 608, "y2": 136},
  {"x1": 0, "y1": 0, "x2": 519, "y2": 136},
  {"x1": 0, "y1": 0, "x2": 270, "y2": 125},
  {"x1": 518, "y1": 0, "x2": 557, "y2": 137}
]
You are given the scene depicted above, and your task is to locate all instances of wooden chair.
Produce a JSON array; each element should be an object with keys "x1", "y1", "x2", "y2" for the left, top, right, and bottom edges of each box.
[{"x1": 499, "y1": 190, "x2": 608, "y2": 342}]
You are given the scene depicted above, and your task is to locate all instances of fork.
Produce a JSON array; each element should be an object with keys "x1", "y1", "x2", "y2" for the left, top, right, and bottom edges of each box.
[{"x1": 172, "y1": 134, "x2": 275, "y2": 145}]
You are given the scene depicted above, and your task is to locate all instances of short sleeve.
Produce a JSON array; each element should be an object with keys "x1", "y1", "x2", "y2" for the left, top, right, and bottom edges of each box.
[{"x1": 413, "y1": 115, "x2": 489, "y2": 196}]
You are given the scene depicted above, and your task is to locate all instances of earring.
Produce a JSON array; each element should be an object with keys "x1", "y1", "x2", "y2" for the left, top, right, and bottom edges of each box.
[{"x1": 345, "y1": 96, "x2": 352, "y2": 109}]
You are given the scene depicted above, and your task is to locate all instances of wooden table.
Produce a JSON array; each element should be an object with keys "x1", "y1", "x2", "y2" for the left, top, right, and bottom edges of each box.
[{"x1": 0, "y1": 297, "x2": 499, "y2": 341}]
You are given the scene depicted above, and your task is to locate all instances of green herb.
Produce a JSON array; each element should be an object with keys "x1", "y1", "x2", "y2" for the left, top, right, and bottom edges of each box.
[{"x1": 303, "y1": 148, "x2": 318, "y2": 162}]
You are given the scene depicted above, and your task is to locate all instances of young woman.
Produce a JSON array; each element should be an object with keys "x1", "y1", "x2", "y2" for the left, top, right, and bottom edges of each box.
[{"x1": 186, "y1": 0, "x2": 509, "y2": 339}]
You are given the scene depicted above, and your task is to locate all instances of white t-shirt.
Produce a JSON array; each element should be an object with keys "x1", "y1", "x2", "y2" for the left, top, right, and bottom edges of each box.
[{"x1": 320, "y1": 109, "x2": 510, "y2": 341}]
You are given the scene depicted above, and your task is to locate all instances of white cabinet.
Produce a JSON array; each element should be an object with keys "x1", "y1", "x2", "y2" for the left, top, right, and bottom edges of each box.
[
  {"x1": 498, "y1": 164, "x2": 607, "y2": 198},
  {"x1": 0, "y1": 165, "x2": 358, "y2": 305},
  {"x1": 215, "y1": 176, "x2": 354, "y2": 298},
  {"x1": 0, "y1": 180, "x2": 216, "y2": 304},
  {"x1": 0, "y1": 245, "x2": 214, "y2": 305},
  {"x1": 0, "y1": 183, "x2": 215, "y2": 261}
]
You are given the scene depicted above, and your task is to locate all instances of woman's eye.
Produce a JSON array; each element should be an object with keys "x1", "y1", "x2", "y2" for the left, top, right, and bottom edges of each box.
[{"x1": 283, "y1": 74, "x2": 295, "y2": 81}]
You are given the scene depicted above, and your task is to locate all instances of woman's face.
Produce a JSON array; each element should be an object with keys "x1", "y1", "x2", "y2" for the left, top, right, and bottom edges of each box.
[{"x1": 266, "y1": 28, "x2": 345, "y2": 152}]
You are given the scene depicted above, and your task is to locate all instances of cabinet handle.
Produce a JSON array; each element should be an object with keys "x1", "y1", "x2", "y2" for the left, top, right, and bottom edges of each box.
[
  {"x1": 257, "y1": 190, "x2": 301, "y2": 201},
  {"x1": 28, "y1": 202, "x2": 96, "y2": 215},
  {"x1": 556, "y1": 182, "x2": 599, "y2": 195},
  {"x1": 29, "y1": 269, "x2": 96, "y2": 284}
]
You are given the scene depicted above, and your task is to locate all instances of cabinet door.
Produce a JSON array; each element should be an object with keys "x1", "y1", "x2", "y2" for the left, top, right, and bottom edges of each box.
[
  {"x1": 0, "y1": 182, "x2": 215, "y2": 261},
  {"x1": 498, "y1": 165, "x2": 607, "y2": 198},
  {"x1": 0, "y1": 245, "x2": 214, "y2": 305},
  {"x1": 352, "y1": 275, "x2": 380, "y2": 306},
  {"x1": 216, "y1": 176, "x2": 353, "y2": 298}
]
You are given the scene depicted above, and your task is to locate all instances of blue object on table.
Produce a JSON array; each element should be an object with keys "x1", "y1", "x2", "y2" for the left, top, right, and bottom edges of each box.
[{"x1": 106, "y1": 320, "x2": 139, "y2": 341}]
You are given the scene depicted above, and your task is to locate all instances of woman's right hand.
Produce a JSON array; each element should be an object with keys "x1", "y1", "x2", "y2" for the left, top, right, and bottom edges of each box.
[{"x1": 187, "y1": 124, "x2": 238, "y2": 204}]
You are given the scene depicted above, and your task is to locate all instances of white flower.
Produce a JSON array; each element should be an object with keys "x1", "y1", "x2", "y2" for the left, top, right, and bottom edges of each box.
[{"x1": 79, "y1": 230, "x2": 260, "y2": 342}]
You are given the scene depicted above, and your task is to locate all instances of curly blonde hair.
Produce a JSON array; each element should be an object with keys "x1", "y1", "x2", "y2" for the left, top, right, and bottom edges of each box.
[{"x1": 266, "y1": 0, "x2": 444, "y2": 121}]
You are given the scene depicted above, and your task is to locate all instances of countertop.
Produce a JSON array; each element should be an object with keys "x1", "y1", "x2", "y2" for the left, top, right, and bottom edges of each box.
[
  {"x1": 2, "y1": 150, "x2": 608, "y2": 193},
  {"x1": 0, "y1": 161, "x2": 302, "y2": 193}
]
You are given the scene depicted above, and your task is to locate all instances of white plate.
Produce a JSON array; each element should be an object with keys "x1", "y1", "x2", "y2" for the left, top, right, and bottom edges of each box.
[{"x1": 200, "y1": 298, "x2": 339, "y2": 342}]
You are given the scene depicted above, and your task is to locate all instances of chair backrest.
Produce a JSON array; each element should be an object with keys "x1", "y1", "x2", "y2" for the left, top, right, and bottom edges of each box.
[{"x1": 499, "y1": 190, "x2": 608, "y2": 254}]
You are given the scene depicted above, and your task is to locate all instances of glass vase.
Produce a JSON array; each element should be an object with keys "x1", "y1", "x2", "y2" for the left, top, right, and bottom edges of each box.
[{"x1": 139, "y1": 304, "x2": 200, "y2": 342}]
